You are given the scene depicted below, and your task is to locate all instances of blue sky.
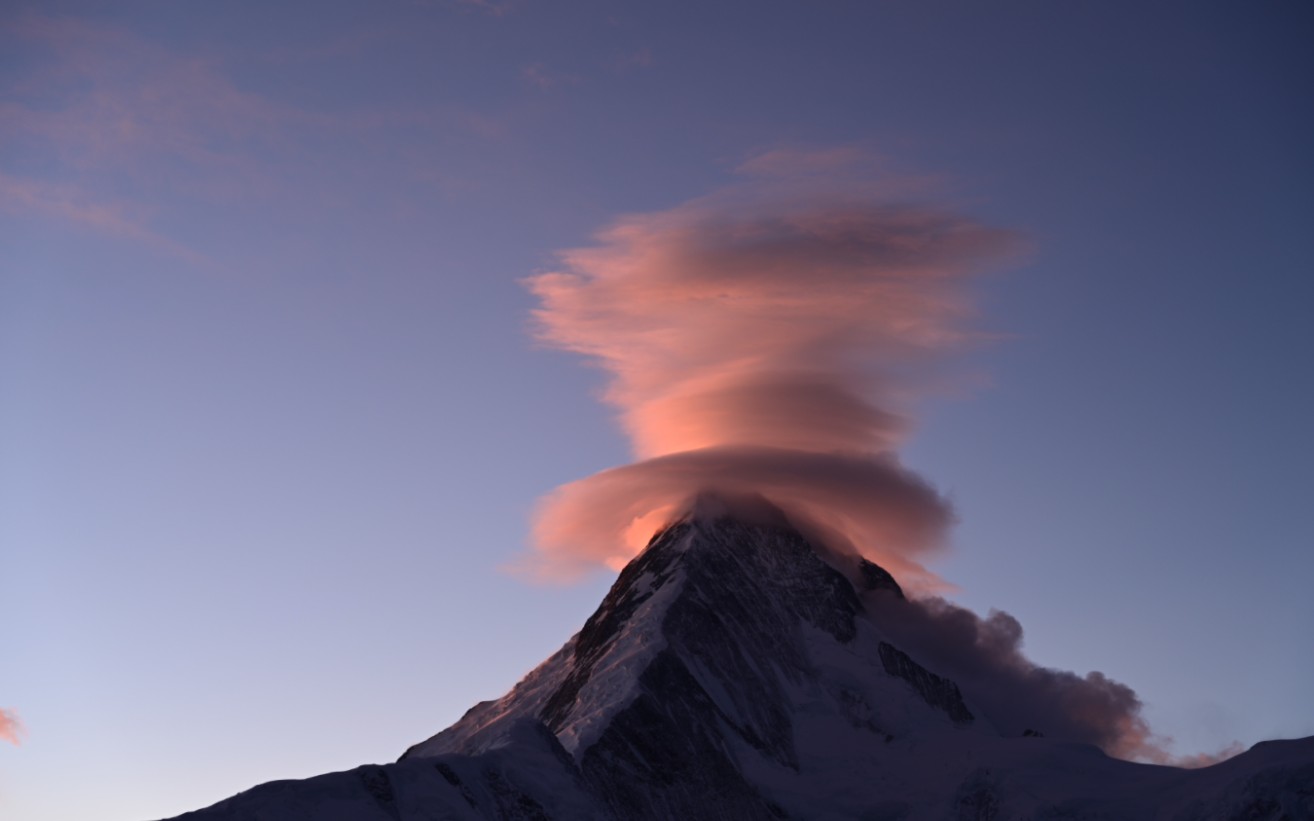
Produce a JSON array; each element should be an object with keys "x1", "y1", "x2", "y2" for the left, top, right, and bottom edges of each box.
[{"x1": 2, "y1": 2, "x2": 1312, "y2": 818}]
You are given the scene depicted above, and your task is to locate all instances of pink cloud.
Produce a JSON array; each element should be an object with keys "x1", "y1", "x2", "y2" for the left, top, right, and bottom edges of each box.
[
  {"x1": 0, "y1": 708, "x2": 23, "y2": 746},
  {"x1": 1158, "y1": 741, "x2": 1246, "y2": 769},
  {"x1": 526, "y1": 448, "x2": 954, "y2": 588},
  {"x1": 521, "y1": 162, "x2": 1018, "y2": 587}
]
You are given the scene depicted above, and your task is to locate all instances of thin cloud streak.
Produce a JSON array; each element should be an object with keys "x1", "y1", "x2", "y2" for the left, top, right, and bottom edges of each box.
[
  {"x1": 0, "y1": 172, "x2": 215, "y2": 266},
  {"x1": 2, "y1": 15, "x2": 295, "y2": 172},
  {"x1": 522, "y1": 160, "x2": 1018, "y2": 586}
]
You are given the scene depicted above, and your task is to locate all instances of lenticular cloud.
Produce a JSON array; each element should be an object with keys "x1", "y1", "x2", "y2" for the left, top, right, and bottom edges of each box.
[{"x1": 523, "y1": 173, "x2": 1016, "y2": 586}]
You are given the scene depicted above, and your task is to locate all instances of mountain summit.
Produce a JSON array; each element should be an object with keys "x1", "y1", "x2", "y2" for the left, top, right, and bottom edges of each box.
[{"x1": 173, "y1": 510, "x2": 1314, "y2": 820}]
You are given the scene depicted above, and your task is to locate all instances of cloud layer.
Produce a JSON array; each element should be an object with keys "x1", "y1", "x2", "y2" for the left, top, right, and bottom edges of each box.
[{"x1": 523, "y1": 172, "x2": 1015, "y2": 585}]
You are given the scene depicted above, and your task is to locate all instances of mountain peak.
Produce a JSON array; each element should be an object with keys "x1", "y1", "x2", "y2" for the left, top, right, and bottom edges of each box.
[
  {"x1": 173, "y1": 514, "x2": 1314, "y2": 820},
  {"x1": 403, "y1": 513, "x2": 871, "y2": 767}
]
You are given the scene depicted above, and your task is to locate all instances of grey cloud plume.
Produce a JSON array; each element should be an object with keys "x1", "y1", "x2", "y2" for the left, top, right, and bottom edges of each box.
[{"x1": 868, "y1": 593, "x2": 1241, "y2": 765}]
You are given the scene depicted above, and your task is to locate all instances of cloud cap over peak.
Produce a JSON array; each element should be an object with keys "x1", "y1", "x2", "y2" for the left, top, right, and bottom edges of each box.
[{"x1": 521, "y1": 162, "x2": 1018, "y2": 585}]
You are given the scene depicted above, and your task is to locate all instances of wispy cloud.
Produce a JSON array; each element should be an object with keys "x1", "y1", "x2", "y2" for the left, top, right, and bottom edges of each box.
[
  {"x1": 0, "y1": 13, "x2": 501, "y2": 256},
  {"x1": 0, "y1": 172, "x2": 215, "y2": 266},
  {"x1": 614, "y1": 47, "x2": 653, "y2": 72},
  {"x1": 1, "y1": 172, "x2": 151, "y2": 237},
  {"x1": 0, "y1": 708, "x2": 23, "y2": 746},
  {"x1": 0, "y1": 14, "x2": 301, "y2": 258},
  {"x1": 2, "y1": 15, "x2": 298, "y2": 173},
  {"x1": 1158, "y1": 741, "x2": 1246, "y2": 769},
  {"x1": 522, "y1": 63, "x2": 579, "y2": 90}
]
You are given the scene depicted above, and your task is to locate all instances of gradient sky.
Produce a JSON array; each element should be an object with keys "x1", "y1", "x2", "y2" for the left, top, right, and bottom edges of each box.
[{"x1": 3, "y1": 2, "x2": 1312, "y2": 819}]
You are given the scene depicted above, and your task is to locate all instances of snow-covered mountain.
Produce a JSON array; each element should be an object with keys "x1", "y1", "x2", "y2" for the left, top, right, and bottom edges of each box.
[{"x1": 171, "y1": 509, "x2": 1314, "y2": 820}]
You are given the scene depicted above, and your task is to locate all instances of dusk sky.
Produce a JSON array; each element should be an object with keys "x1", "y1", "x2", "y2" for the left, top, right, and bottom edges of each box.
[{"x1": 3, "y1": 2, "x2": 1313, "y2": 819}]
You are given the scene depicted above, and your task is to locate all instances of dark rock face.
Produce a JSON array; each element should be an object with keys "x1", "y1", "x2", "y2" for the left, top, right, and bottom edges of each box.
[
  {"x1": 858, "y1": 557, "x2": 905, "y2": 598},
  {"x1": 432, "y1": 761, "x2": 478, "y2": 808},
  {"x1": 541, "y1": 524, "x2": 688, "y2": 733},
  {"x1": 878, "y1": 641, "x2": 975, "y2": 725},
  {"x1": 953, "y1": 770, "x2": 1001, "y2": 821},
  {"x1": 1191, "y1": 751, "x2": 1314, "y2": 821},
  {"x1": 579, "y1": 650, "x2": 788, "y2": 820},
  {"x1": 647, "y1": 519, "x2": 861, "y2": 761},
  {"x1": 167, "y1": 513, "x2": 1314, "y2": 821},
  {"x1": 567, "y1": 517, "x2": 876, "y2": 818},
  {"x1": 358, "y1": 767, "x2": 400, "y2": 821}
]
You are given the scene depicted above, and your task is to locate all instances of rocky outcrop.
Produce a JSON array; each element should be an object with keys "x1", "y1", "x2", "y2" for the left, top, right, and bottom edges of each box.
[{"x1": 877, "y1": 641, "x2": 975, "y2": 725}]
